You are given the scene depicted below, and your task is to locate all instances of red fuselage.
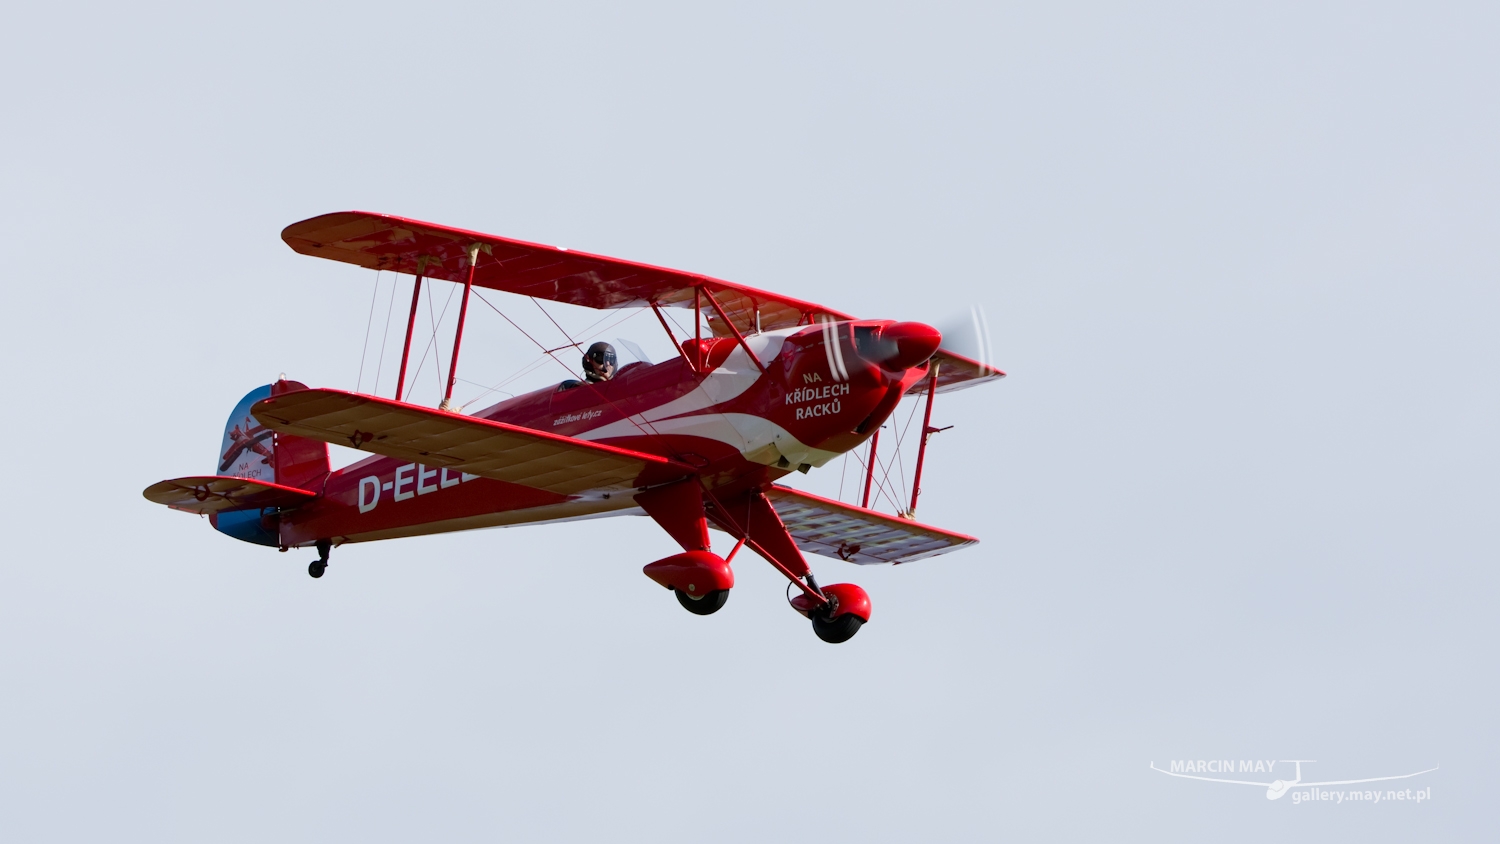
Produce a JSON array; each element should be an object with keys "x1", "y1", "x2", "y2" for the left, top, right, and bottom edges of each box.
[{"x1": 276, "y1": 320, "x2": 937, "y2": 547}]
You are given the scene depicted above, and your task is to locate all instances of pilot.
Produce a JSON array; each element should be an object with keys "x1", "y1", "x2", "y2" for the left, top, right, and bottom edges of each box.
[{"x1": 582, "y1": 341, "x2": 617, "y2": 383}]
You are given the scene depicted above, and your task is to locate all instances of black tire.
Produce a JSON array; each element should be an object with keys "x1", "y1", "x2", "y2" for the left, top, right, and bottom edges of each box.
[
  {"x1": 675, "y1": 588, "x2": 729, "y2": 616},
  {"x1": 811, "y1": 613, "x2": 864, "y2": 643},
  {"x1": 308, "y1": 561, "x2": 326, "y2": 579}
]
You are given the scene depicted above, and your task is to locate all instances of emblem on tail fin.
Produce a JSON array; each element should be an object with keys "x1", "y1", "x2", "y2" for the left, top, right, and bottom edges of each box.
[
  {"x1": 220, "y1": 385, "x2": 276, "y2": 482},
  {"x1": 220, "y1": 418, "x2": 273, "y2": 472}
]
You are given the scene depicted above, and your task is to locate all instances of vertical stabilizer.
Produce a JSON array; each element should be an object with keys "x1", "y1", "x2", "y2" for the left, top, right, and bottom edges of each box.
[
  {"x1": 269, "y1": 379, "x2": 330, "y2": 491},
  {"x1": 218, "y1": 385, "x2": 277, "y2": 483},
  {"x1": 212, "y1": 380, "x2": 329, "y2": 546}
]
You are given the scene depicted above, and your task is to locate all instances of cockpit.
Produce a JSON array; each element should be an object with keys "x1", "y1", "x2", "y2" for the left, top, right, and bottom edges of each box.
[{"x1": 559, "y1": 340, "x2": 630, "y2": 391}]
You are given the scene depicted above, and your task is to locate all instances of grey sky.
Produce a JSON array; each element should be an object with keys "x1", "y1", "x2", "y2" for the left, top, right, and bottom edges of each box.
[{"x1": 1, "y1": 2, "x2": 1494, "y2": 840}]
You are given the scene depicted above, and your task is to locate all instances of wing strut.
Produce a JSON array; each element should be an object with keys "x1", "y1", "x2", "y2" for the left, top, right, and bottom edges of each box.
[
  {"x1": 700, "y1": 286, "x2": 768, "y2": 375},
  {"x1": 861, "y1": 428, "x2": 881, "y2": 509},
  {"x1": 394, "y1": 256, "x2": 429, "y2": 402},
  {"x1": 703, "y1": 488, "x2": 829, "y2": 606},
  {"x1": 907, "y1": 362, "x2": 941, "y2": 517},
  {"x1": 649, "y1": 302, "x2": 699, "y2": 375},
  {"x1": 440, "y1": 244, "x2": 482, "y2": 411}
]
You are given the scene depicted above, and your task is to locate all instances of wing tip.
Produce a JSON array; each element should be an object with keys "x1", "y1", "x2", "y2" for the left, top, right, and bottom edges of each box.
[{"x1": 280, "y1": 210, "x2": 397, "y2": 250}]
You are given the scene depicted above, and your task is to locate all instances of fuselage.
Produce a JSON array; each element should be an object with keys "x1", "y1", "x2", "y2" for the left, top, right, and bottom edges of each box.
[{"x1": 268, "y1": 320, "x2": 932, "y2": 547}]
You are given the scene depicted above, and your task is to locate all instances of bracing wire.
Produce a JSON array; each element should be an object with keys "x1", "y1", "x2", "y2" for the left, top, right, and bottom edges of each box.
[
  {"x1": 875, "y1": 457, "x2": 905, "y2": 513},
  {"x1": 869, "y1": 447, "x2": 907, "y2": 514},
  {"x1": 408, "y1": 281, "x2": 457, "y2": 400},
  {"x1": 889, "y1": 395, "x2": 923, "y2": 504},
  {"x1": 356, "y1": 271, "x2": 381, "y2": 392},
  {"x1": 371, "y1": 270, "x2": 400, "y2": 395},
  {"x1": 851, "y1": 395, "x2": 922, "y2": 513},
  {"x1": 460, "y1": 306, "x2": 646, "y2": 410},
  {"x1": 664, "y1": 305, "x2": 701, "y2": 342},
  {"x1": 837, "y1": 452, "x2": 849, "y2": 502},
  {"x1": 462, "y1": 292, "x2": 672, "y2": 446},
  {"x1": 434, "y1": 292, "x2": 631, "y2": 411},
  {"x1": 531, "y1": 297, "x2": 580, "y2": 351},
  {"x1": 428, "y1": 280, "x2": 447, "y2": 393},
  {"x1": 848, "y1": 424, "x2": 908, "y2": 515},
  {"x1": 465, "y1": 291, "x2": 638, "y2": 399},
  {"x1": 882, "y1": 411, "x2": 917, "y2": 509},
  {"x1": 454, "y1": 377, "x2": 514, "y2": 399}
]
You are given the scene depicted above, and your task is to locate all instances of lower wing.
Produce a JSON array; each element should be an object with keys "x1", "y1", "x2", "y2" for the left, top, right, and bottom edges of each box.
[
  {"x1": 250, "y1": 388, "x2": 693, "y2": 496},
  {"x1": 765, "y1": 485, "x2": 978, "y2": 565}
]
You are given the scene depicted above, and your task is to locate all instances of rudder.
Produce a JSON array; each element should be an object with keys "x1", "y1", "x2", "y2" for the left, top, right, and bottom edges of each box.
[{"x1": 213, "y1": 379, "x2": 329, "y2": 546}]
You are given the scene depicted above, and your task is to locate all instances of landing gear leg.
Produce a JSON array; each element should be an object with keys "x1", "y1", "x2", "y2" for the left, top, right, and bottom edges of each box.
[
  {"x1": 710, "y1": 490, "x2": 873, "y2": 644},
  {"x1": 638, "y1": 481, "x2": 736, "y2": 616},
  {"x1": 308, "y1": 539, "x2": 331, "y2": 579}
]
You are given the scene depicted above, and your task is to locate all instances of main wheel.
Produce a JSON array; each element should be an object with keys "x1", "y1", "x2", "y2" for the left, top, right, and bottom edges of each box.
[
  {"x1": 308, "y1": 560, "x2": 326, "y2": 579},
  {"x1": 811, "y1": 613, "x2": 864, "y2": 643},
  {"x1": 675, "y1": 588, "x2": 729, "y2": 616}
]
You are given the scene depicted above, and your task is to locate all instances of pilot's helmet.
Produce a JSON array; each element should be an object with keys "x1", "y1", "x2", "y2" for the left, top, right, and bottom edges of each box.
[{"x1": 583, "y1": 341, "x2": 617, "y2": 382}]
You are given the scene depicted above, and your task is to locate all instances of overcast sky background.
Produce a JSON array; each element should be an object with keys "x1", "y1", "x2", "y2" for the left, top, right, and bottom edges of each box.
[{"x1": 1, "y1": 2, "x2": 1494, "y2": 841}]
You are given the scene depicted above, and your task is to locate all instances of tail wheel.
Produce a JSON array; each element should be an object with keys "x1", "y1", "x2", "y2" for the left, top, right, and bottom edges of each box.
[
  {"x1": 811, "y1": 612, "x2": 864, "y2": 643},
  {"x1": 675, "y1": 588, "x2": 729, "y2": 616}
]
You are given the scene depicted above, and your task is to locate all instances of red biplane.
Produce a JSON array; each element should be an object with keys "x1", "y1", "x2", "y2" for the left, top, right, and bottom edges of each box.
[{"x1": 143, "y1": 212, "x2": 1004, "y2": 643}]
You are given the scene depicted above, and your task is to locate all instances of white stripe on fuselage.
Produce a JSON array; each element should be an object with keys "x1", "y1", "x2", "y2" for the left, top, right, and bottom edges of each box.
[
  {"x1": 580, "y1": 329, "x2": 790, "y2": 438},
  {"x1": 584, "y1": 411, "x2": 837, "y2": 468},
  {"x1": 830, "y1": 321, "x2": 849, "y2": 382},
  {"x1": 819, "y1": 316, "x2": 849, "y2": 382},
  {"x1": 574, "y1": 326, "x2": 836, "y2": 467},
  {"x1": 820, "y1": 319, "x2": 838, "y2": 381}
]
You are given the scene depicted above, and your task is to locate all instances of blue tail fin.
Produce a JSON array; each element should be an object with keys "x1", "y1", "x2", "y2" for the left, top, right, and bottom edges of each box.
[{"x1": 212, "y1": 380, "x2": 329, "y2": 546}]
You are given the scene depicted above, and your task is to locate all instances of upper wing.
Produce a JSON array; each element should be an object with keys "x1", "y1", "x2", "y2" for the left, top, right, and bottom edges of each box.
[
  {"x1": 907, "y1": 349, "x2": 1006, "y2": 395},
  {"x1": 143, "y1": 476, "x2": 318, "y2": 515},
  {"x1": 283, "y1": 211, "x2": 1004, "y2": 394},
  {"x1": 250, "y1": 388, "x2": 693, "y2": 496},
  {"x1": 765, "y1": 485, "x2": 978, "y2": 565},
  {"x1": 282, "y1": 211, "x2": 852, "y2": 338}
]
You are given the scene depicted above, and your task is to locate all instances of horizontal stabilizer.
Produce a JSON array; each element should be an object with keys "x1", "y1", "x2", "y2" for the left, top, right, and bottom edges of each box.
[
  {"x1": 142, "y1": 476, "x2": 318, "y2": 515},
  {"x1": 766, "y1": 485, "x2": 978, "y2": 565},
  {"x1": 250, "y1": 388, "x2": 694, "y2": 496}
]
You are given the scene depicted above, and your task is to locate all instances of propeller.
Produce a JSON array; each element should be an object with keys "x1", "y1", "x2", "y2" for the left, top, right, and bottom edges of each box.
[{"x1": 933, "y1": 305, "x2": 995, "y2": 371}]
